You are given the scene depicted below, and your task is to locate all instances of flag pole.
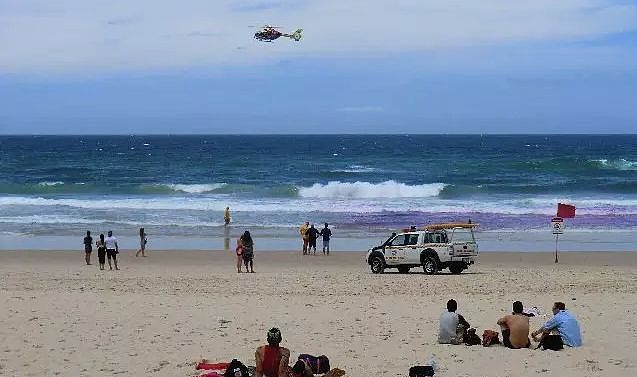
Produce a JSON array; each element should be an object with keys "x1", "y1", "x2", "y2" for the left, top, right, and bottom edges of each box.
[{"x1": 554, "y1": 233, "x2": 559, "y2": 263}]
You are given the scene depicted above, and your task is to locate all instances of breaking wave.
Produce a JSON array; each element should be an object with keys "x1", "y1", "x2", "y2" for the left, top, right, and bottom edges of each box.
[
  {"x1": 298, "y1": 180, "x2": 447, "y2": 199},
  {"x1": 161, "y1": 183, "x2": 227, "y2": 194},
  {"x1": 591, "y1": 158, "x2": 637, "y2": 171}
]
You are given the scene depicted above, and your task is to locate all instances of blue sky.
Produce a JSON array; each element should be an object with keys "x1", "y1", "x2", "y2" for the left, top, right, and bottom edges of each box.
[{"x1": 1, "y1": 0, "x2": 637, "y2": 134}]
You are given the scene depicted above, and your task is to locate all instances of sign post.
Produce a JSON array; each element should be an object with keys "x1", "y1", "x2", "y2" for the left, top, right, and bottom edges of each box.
[{"x1": 551, "y1": 217, "x2": 564, "y2": 263}]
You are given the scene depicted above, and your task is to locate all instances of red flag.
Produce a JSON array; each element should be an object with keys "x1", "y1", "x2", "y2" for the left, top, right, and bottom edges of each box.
[{"x1": 557, "y1": 203, "x2": 576, "y2": 218}]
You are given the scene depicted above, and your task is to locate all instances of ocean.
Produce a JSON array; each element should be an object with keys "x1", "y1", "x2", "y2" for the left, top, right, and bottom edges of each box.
[{"x1": 1, "y1": 134, "x2": 636, "y2": 251}]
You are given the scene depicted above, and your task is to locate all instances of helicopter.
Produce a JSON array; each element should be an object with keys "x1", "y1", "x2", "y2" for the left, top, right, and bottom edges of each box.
[{"x1": 253, "y1": 25, "x2": 303, "y2": 42}]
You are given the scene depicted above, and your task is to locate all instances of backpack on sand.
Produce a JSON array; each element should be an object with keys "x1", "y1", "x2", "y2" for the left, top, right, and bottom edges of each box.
[
  {"x1": 464, "y1": 328, "x2": 482, "y2": 346},
  {"x1": 537, "y1": 335, "x2": 564, "y2": 351},
  {"x1": 409, "y1": 365, "x2": 435, "y2": 377},
  {"x1": 482, "y1": 330, "x2": 500, "y2": 347},
  {"x1": 224, "y1": 359, "x2": 249, "y2": 377}
]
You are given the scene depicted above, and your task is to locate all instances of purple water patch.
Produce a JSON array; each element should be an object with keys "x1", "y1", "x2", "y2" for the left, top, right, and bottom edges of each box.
[{"x1": 338, "y1": 212, "x2": 637, "y2": 231}]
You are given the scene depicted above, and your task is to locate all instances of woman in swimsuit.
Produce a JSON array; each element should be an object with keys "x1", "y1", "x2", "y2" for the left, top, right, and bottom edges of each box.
[{"x1": 235, "y1": 236, "x2": 243, "y2": 273}]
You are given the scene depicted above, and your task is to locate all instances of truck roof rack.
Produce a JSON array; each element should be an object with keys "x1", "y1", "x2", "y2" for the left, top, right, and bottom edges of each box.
[{"x1": 423, "y1": 223, "x2": 478, "y2": 230}]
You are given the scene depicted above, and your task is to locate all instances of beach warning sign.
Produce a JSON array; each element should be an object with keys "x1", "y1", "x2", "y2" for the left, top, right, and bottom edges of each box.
[{"x1": 551, "y1": 217, "x2": 564, "y2": 234}]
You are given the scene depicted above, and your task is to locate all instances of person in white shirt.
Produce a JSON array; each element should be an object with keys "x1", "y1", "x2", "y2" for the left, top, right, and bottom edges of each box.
[
  {"x1": 438, "y1": 299, "x2": 470, "y2": 344},
  {"x1": 105, "y1": 230, "x2": 119, "y2": 270}
]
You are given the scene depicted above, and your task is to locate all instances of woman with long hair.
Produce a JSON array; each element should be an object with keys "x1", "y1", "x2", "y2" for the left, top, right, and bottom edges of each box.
[
  {"x1": 136, "y1": 227, "x2": 147, "y2": 257},
  {"x1": 240, "y1": 231, "x2": 255, "y2": 273},
  {"x1": 96, "y1": 233, "x2": 107, "y2": 270}
]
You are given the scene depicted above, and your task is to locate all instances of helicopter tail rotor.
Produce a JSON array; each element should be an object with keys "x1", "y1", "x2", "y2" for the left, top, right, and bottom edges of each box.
[{"x1": 288, "y1": 28, "x2": 303, "y2": 41}]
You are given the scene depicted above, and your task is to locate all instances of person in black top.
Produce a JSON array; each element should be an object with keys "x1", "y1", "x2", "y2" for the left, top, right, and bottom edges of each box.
[
  {"x1": 240, "y1": 231, "x2": 255, "y2": 273},
  {"x1": 96, "y1": 234, "x2": 107, "y2": 270},
  {"x1": 319, "y1": 223, "x2": 332, "y2": 255},
  {"x1": 83, "y1": 230, "x2": 93, "y2": 265},
  {"x1": 307, "y1": 224, "x2": 320, "y2": 255}
]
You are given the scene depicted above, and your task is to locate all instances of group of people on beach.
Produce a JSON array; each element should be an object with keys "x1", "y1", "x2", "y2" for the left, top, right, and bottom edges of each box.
[
  {"x1": 299, "y1": 222, "x2": 332, "y2": 255},
  {"x1": 82, "y1": 228, "x2": 147, "y2": 270},
  {"x1": 439, "y1": 299, "x2": 582, "y2": 349}
]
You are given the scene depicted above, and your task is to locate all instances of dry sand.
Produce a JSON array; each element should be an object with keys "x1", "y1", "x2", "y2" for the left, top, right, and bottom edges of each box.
[{"x1": 1, "y1": 250, "x2": 636, "y2": 377}]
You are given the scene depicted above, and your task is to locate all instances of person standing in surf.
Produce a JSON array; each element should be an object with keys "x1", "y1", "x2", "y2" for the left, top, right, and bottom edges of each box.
[
  {"x1": 307, "y1": 224, "x2": 320, "y2": 255},
  {"x1": 299, "y1": 221, "x2": 309, "y2": 255},
  {"x1": 224, "y1": 207, "x2": 231, "y2": 226},
  {"x1": 83, "y1": 230, "x2": 93, "y2": 265},
  {"x1": 136, "y1": 227, "x2": 147, "y2": 257},
  {"x1": 240, "y1": 231, "x2": 255, "y2": 273},
  {"x1": 319, "y1": 223, "x2": 332, "y2": 255}
]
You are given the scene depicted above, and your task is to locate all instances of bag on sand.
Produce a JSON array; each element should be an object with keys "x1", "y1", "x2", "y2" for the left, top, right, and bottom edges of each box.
[
  {"x1": 537, "y1": 334, "x2": 564, "y2": 351},
  {"x1": 224, "y1": 359, "x2": 249, "y2": 377},
  {"x1": 297, "y1": 354, "x2": 330, "y2": 374},
  {"x1": 409, "y1": 365, "x2": 435, "y2": 377},
  {"x1": 464, "y1": 328, "x2": 482, "y2": 346},
  {"x1": 482, "y1": 330, "x2": 500, "y2": 347}
]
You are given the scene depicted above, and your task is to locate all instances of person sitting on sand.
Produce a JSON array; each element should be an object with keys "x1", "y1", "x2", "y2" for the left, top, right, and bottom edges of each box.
[
  {"x1": 531, "y1": 302, "x2": 582, "y2": 347},
  {"x1": 438, "y1": 299, "x2": 470, "y2": 344},
  {"x1": 290, "y1": 360, "x2": 346, "y2": 377},
  {"x1": 83, "y1": 230, "x2": 93, "y2": 265},
  {"x1": 255, "y1": 328, "x2": 290, "y2": 377},
  {"x1": 498, "y1": 301, "x2": 531, "y2": 349},
  {"x1": 240, "y1": 231, "x2": 255, "y2": 273}
]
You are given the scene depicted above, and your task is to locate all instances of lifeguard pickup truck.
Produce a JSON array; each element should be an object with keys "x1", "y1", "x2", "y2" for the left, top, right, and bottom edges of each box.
[{"x1": 365, "y1": 223, "x2": 478, "y2": 274}]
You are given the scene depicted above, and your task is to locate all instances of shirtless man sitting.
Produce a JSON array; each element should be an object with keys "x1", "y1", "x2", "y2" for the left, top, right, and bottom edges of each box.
[{"x1": 497, "y1": 301, "x2": 531, "y2": 349}]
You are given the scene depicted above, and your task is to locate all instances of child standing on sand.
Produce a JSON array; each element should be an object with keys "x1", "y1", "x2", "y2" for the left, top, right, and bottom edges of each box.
[{"x1": 235, "y1": 236, "x2": 243, "y2": 273}]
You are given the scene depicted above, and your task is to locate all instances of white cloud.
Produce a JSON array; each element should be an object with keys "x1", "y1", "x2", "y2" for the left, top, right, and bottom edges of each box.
[{"x1": 1, "y1": 0, "x2": 636, "y2": 74}]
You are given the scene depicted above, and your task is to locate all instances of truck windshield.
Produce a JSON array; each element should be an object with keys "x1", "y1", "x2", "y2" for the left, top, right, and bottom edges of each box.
[{"x1": 450, "y1": 228, "x2": 474, "y2": 242}]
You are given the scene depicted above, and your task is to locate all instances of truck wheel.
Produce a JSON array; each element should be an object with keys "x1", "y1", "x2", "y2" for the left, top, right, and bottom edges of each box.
[
  {"x1": 449, "y1": 262, "x2": 465, "y2": 274},
  {"x1": 397, "y1": 266, "x2": 410, "y2": 274},
  {"x1": 422, "y1": 256, "x2": 438, "y2": 275},
  {"x1": 370, "y1": 256, "x2": 385, "y2": 274}
]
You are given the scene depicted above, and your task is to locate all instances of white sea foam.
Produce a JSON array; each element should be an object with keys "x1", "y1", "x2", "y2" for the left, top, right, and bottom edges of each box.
[
  {"x1": 298, "y1": 180, "x2": 446, "y2": 199},
  {"x1": 37, "y1": 181, "x2": 64, "y2": 186},
  {"x1": 592, "y1": 158, "x2": 637, "y2": 171},
  {"x1": 1, "y1": 195, "x2": 636, "y2": 215},
  {"x1": 164, "y1": 183, "x2": 226, "y2": 193},
  {"x1": 330, "y1": 165, "x2": 379, "y2": 173}
]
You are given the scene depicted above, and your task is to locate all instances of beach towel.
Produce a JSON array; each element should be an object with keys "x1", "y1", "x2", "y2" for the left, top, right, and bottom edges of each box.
[
  {"x1": 196, "y1": 362, "x2": 230, "y2": 371},
  {"x1": 196, "y1": 361, "x2": 229, "y2": 377}
]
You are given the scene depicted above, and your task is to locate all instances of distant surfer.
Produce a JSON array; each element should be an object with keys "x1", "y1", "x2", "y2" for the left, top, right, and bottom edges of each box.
[{"x1": 224, "y1": 207, "x2": 231, "y2": 226}]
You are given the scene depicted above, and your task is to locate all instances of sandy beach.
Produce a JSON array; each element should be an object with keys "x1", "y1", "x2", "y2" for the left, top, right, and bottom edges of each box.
[{"x1": 1, "y1": 250, "x2": 636, "y2": 377}]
